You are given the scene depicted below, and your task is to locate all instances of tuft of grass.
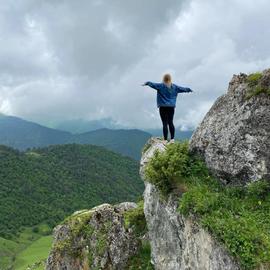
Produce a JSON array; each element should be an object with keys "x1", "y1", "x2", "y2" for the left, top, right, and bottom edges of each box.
[
  {"x1": 0, "y1": 237, "x2": 20, "y2": 270},
  {"x1": 246, "y1": 72, "x2": 270, "y2": 99},
  {"x1": 145, "y1": 142, "x2": 270, "y2": 269},
  {"x1": 13, "y1": 235, "x2": 53, "y2": 270},
  {"x1": 95, "y1": 231, "x2": 107, "y2": 256},
  {"x1": 142, "y1": 141, "x2": 152, "y2": 154},
  {"x1": 124, "y1": 201, "x2": 147, "y2": 237},
  {"x1": 246, "y1": 85, "x2": 270, "y2": 99},
  {"x1": 124, "y1": 201, "x2": 153, "y2": 269},
  {"x1": 55, "y1": 211, "x2": 94, "y2": 257},
  {"x1": 126, "y1": 241, "x2": 154, "y2": 270},
  {"x1": 247, "y1": 72, "x2": 263, "y2": 87}
]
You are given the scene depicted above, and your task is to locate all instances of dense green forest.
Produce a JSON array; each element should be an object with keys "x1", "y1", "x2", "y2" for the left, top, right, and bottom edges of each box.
[{"x1": 0, "y1": 144, "x2": 144, "y2": 239}]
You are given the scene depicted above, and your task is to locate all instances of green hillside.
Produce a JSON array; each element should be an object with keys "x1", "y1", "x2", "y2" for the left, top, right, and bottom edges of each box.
[
  {"x1": 0, "y1": 144, "x2": 143, "y2": 239},
  {"x1": 0, "y1": 224, "x2": 51, "y2": 270},
  {"x1": 14, "y1": 235, "x2": 52, "y2": 270}
]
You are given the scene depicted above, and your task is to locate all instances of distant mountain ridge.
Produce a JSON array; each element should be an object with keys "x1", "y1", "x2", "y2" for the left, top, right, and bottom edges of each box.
[
  {"x1": 53, "y1": 117, "x2": 194, "y2": 140},
  {"x1": 0, "y1": 115, "x2": 151, "y2": 160},
  {"x1": 74, "y1": 128, "x2": 151, "y2": 160},
  {"x1": 0, "y1": 114, "x2": 193, "y2": 160},
  {"x1": 0, "y1": 114, "x2": 71, "y2": 148}
]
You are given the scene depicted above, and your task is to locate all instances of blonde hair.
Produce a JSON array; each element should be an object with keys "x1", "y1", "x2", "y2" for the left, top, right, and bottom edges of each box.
[{"x1": 163, "y1": 74, "x2": 172, "y2": 84}]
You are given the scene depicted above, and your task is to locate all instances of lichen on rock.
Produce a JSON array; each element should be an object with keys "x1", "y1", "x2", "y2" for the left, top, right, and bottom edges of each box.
[{"x1": 46, "y1": 203, "x2": 140, "y2": 270}]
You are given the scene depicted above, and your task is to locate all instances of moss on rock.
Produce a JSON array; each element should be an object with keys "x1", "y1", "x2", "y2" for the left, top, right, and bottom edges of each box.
[
  {"x1": 47, "y1": 203, "x2": 150, "y2": 270},
  {"x1": 124, "y1": 201, "x2": 147, "y2": 237},
  {"x1": 126, "y1": 240, "x2": 154, "y2": 270}
]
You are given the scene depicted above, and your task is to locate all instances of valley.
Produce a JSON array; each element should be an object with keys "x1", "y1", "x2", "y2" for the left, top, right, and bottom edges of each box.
[{"x1": 0, "y1": 143, "x2": 143, "y2": 269}]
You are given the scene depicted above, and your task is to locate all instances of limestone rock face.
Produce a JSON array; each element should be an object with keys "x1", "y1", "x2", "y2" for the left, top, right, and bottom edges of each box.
[
  {"x1": 46, "y1": 203, "x2": 139, "y2": 270},
  {"x1": 190, "y1": 69, "x2": 270, "y2": 184},
  {"x1": 141, "y1": 138, "x2": 240, "y2": 270}
]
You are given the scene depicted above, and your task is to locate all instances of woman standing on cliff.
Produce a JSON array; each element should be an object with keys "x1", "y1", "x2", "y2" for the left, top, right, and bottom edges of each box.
[{"x1": 142, "y1": 74, "x2": 193, "y2": 143}]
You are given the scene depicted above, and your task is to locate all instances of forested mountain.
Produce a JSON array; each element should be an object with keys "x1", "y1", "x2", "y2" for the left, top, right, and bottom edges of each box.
[
  {"x1": 53, "y1": 118, "x2": 194, "y2": 141},
  {"x1": 0, "y1": 115, "x2": 151, "y2": 160},
  {"x1": 0, "y1": 144, "x2": 143, "y2": 239}
]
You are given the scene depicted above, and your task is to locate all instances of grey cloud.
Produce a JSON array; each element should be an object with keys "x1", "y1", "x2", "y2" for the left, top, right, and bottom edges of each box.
[
  {"x1": 1, "y1": 0, "x2": 270, "y2": 129},
  {"x1": 30, "y1": 0, "x2": 185, "y2": 77}
]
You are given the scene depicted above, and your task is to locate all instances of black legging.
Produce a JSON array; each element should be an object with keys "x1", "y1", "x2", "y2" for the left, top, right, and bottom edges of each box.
[{"x1": 159, "y1": 107, "x2": 175, "y2": 140}]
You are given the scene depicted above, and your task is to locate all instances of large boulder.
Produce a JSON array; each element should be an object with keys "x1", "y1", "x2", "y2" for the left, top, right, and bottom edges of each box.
[
  {"x1": 190, "y1": 69, "x2": 270, "y2": 184},
  {"x1": 46, "y1": 203, "x2": 139, "y2": 270}
]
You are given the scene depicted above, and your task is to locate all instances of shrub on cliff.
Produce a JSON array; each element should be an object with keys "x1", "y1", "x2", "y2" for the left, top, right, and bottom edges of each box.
[
  {"x1": 124, "y1": 201, "x2": 147, "y2": 237},
  {"x1": 246, "y1": 71, "x2": 270, "y2": 98},
  {"x1": 124, "y1": 201, "x2": 154, "y2": 270},
  {"x1": 145, "y1": 141, "x2": 208, "y2": 197},
  {"x1": 145, "y1": 142, "x2": 270, "y2": 269}
]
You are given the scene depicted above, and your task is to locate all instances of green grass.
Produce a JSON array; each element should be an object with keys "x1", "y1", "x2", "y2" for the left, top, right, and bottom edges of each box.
[
  {"x1": 126, "y1": 241, "x2": 154, "y2": 270},
  {"x1": 124, "y1": 201, "x2": 147, "y2": 237},
  {"x1": 246, "y1": 72, "x2": 263, "y2": 87},
  {"x1": 14, "y1": 235, "x2": 52, "y2": 270},
  {"x1": 179, "y1": 180, "x2": 270, "y2": 269},
  {"x1": 0, "y1": 224, "x2": 52, "y2": 270},
  {"x1": 124, "y1": 201, "x2": 153, "y2": 269},
  {"x1": 246, "y1": 72, "x2": 270, "y2": 99},
  {"x1": 145, "y1": 142, "x2": 270, "y2": 269},
  {"x1": 0, "y1": 237, "x2": 20, "y2": 269}
]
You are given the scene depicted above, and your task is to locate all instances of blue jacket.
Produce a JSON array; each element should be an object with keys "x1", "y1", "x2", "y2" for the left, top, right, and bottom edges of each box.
[{"x1": 145, "y1": 82, "x2": 192, "y2": 108}]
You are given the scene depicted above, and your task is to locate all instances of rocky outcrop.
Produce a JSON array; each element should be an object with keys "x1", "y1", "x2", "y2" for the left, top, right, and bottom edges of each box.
[
  {"x1": 141, "y1": 138, "x2": 240, "y2": 270},
  {"x1": 190, "y1": 69, "x2": 270, "y2": 184},
  {"x1": 46, "y1": 67, "x2": 270, "y2": 269},
  {"x1": 46, "y1": 202, "x2": 139, "y2": 270}
]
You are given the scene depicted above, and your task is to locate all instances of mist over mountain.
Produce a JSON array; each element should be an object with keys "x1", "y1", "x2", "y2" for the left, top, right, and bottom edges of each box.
[
  {"x1": 74, "y1": 128, "x2": 151, "y2": 160},
  {"x1": 52, "y1": 118, "x2": 194, "y2": 140},
  {"x1": 52, "y1": 118, "x2": 125, "y2": 134}
]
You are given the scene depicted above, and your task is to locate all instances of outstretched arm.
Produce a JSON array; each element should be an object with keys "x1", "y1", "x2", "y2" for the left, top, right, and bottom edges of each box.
[
  {"x1": 142, "y1": 81, "x2": 163, "y2": 91},
  {"x1": 175, "y1": 84, "x2": 193, "y2": 93}
]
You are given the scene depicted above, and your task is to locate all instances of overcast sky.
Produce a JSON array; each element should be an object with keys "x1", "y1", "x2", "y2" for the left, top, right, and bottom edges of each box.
[{"x1": 1, "y1": 0, "x2": 270, "y2": 130}]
